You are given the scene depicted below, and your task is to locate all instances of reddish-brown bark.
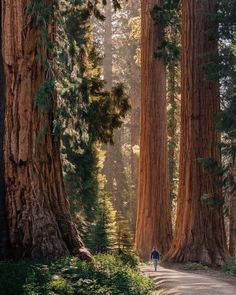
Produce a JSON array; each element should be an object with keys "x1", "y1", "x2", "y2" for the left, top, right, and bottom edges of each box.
[
  {"x1": 135, "y1": 0, "x2": 172, "y2": 259},
  {"x1": 1, "y1": 0, "x2": 91, "y2": 260},
  {"x1": 229, "y1": 148, "x2": 236, "y2": 258},
  {"x1": 165, "y1": 0, "x2": 228, "y2": 265},
  {"x1": 0, "y1": 0, "x2": 9, "y2": 258}
]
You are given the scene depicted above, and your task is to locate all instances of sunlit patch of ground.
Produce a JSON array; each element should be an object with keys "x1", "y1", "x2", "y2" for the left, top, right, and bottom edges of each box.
[{"x1": 141, "y1": 264, "x2": 236, "y2": 295}]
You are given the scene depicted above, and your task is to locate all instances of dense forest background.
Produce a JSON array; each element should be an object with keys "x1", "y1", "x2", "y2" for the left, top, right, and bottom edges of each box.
[{"x1": 0, "y1": 0, "x2": 236, "y2": 294}]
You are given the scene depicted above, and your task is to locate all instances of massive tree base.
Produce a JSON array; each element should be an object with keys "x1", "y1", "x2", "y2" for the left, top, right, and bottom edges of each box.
[
  {"x1": 164, "y1": 241, "x2": 227, "y2": 266},
  {"x1": 164, "y1": 0, "x2": 228, "y2": 267},
  {"x1": 0, "y1": 0, "x2": 92, "y2": 261}
]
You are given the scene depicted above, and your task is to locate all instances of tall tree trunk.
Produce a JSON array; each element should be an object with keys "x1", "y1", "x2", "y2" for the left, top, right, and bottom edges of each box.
[
  {"x1": 112, "y1": 129, "x2": 130, "y2": 217},
  {"x1": 130, "y1": 87, "x2": 140, "y2": 231},
  {"x1": 0, "y1": 0, "x2": 9, "y2": 258},
  {"x1": 1, "y1": 0, "x2": 91, "y2": 260},
  {"x1": 165, "y1": 0, "x2": 228, "y2": 265},
  {"x1": 103, "y1": 0, "x2": 113, "y2": 90},
  {"x1": 103, "y1": 0, "x2": 114, "y2": 193},
  {"x1": 102, "y1": 0, "x2": 130, "y2": 222},
  {"x1": 167, "y1": 55, "x2": 180, "y2": 207},
  {"x1": 229, "y1": 148, "x2": 236, "y2": 258},
  {"x1": 135, "y1": 0, "x2": 172, "y2": 259}
]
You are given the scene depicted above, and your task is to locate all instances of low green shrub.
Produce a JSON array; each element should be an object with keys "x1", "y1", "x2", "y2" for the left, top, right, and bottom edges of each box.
[
  {"x1": 118, "y1": 251, "x2": 140, "y2": 269},
  {"x1": 223, "y1": 258, "x2": 236, "y2": 276},
  {"x1": 183, "y1": 262, "x2": 208, "y2": 271},
  {"x1": 0, "y1": 254, "x2": 154, "y2": 295}
]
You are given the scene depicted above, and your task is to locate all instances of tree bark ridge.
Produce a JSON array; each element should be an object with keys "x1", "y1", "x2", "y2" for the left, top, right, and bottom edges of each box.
[
  {"x1": 165, "y1": 0, "x2": 227, "y2": 265},
  {"x1": 1, "y1": 0, "x2": 91, "y2": 260},
  {"x1": 0, "y1": 0, "x2": 9, "y2": 258},
  {"x1": 135, "y1": 0, "x2": 172, "y2": 259}
]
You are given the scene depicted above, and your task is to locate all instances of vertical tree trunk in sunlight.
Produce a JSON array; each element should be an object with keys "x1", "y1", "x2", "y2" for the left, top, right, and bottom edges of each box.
[
  {"x1": 165, "y1": 0, "x2": 228, "y2": 265},
  {"x1": 167, "y1": 29, "x2": 180, "y2": 208},
  {"x1": 135, "y1": 0, "x2": 172, "y2": 259},
  {"x1": 1, "y1": 0, "x2": 91, "y2": 260},
  {"x1": 103, "y1": 0, "x2": 113, "y2": 90},
  {"x1": 130, "y1": 87, "x2": 140, "y2": 231},
  {"x1": 103, "y1": 0, "x2": 114, "y2": 194}
]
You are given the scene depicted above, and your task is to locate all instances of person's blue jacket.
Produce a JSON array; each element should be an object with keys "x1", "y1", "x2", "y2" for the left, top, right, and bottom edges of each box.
[{"x1": 151, "y1": 249, "x2": 159, "y2": 260}]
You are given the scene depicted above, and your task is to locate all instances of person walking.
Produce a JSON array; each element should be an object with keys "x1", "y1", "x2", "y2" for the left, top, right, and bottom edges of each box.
[{"x1": 151, "y1": 247, "x2": 160, "y2": 271}]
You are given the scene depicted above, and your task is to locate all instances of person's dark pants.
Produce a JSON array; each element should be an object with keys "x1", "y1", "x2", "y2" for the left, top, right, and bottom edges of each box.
[{"x1": 153, "y1": 259, "x2": 158, "y2": 271}]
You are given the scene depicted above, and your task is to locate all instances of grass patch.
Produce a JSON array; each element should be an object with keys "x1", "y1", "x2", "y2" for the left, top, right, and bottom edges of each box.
[{"x1": 0, "y1": 253, "x2": 154, "y2": 295}]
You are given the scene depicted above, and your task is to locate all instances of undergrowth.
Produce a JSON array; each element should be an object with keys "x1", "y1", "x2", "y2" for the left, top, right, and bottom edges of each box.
[
  {"x1": 0, "y1": 253, "x2": 154, "y2": 295},
  {"x1": 183, "y1": 262, "x2": 209, "y2": 271},
  {"x1": 223, "y1": 258, "x2": 236, "y2": 276}
]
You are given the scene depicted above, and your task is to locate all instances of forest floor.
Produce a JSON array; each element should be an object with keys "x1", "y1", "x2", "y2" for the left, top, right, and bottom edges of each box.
[{"x1": 140, "y1": 263, "x2": 236, "y2": 295}]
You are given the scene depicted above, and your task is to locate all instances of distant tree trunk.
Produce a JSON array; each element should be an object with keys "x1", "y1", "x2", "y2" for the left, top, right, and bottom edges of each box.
[
  {"x1": 130, "y1": 87, "x2": 140, "y2": 231},
  {"x1": 1, "y1": 0, "x2": 91, "y2": 260},
  {"x1": 135, "y1": 0, "x2": 172, "y2": 259},
  {"x1": 103, "y1": 0, "x2": 114, "y2": 193},
  {"x1": 113, "y1": 129, "x2": 130, "y2": 216},
  {"x1": 103, "y1": 0, "x2": 113, "y2": 90},
  {"x1": 102, "y1": 0, "x2": 130, "y2": 222},
  {"x1": 229, "y1": 147, "x2": 236, "y2": 258},
  {"x1": 167, "y1": 53, "x2": 180, "y2": 207},
  {"x1": 0, "y1": 0, "x2": 9, "y2": 258},
  {"x1": 165, "y1": 0, "x2": 228, "y2": 265}
]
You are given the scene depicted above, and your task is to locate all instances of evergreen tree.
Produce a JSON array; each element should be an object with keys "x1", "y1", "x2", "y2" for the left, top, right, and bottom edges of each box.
[
  {"x1": 116, "y1": 213, "x2": 134, "y2": 252},
  {"x1": 55, "y1": 0, "x2": 130, "y2": 245},
  {"x1": 93, "y1": 0, "x2": 140, "y2": 231},
  {"x1": 86, "y1": 192, "x2": 117, "y2": 253}
]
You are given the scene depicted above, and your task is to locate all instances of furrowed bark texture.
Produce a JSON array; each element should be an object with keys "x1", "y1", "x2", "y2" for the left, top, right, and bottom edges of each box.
[
  {"x1": 2, "y1": 0, "x2": 91, "y2": 260},
  {"x1": 0, "y1": 0, "x2": 9, "y2": 258},
  {"x1": 135, "y1": 0, "x2": 172, "y2": 259},
  {"x1": 165, "y1": 0, "x2": 227, "y2": 265},
  {"x1": 229, "y1": 151, "x2": 236, "y2": 258}
]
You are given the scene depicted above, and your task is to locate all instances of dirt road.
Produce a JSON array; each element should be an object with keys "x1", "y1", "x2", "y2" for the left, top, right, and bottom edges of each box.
[{"x1": 141, "y1": 265, "x2": 236, "y2": 295}]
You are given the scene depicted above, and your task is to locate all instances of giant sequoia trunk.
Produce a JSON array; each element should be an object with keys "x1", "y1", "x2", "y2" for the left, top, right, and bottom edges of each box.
[
  {"x1": 135, "y1": 0, "x2": 172, "y2": 259},
  {"x1": 229, "y1": 150, "x2": 236, "y2": 258},
  {"x1": 1, "y1": 0, "x2": 91, "y2": 260},
  {"x1": 165, "y1": 0, "x2": 228, "y2": 265},
  {"x1": 0, "y1": 0, "x2": 9, "y2": 258}
]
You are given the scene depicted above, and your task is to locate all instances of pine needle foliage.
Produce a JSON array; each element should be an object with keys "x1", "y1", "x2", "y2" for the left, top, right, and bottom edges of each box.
[
  {"x1": 86, "y1": 192, "x2": 117, "y2": 253},
  {"x1": 53, "y1": 0, "x2": 130, "y2": 240},
  {"x1": 151, "y1": 0, "x2": 180, "y2": 63},
  {"x1": 27, "y1": 0, "x2": 130, "y2": 243}
]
